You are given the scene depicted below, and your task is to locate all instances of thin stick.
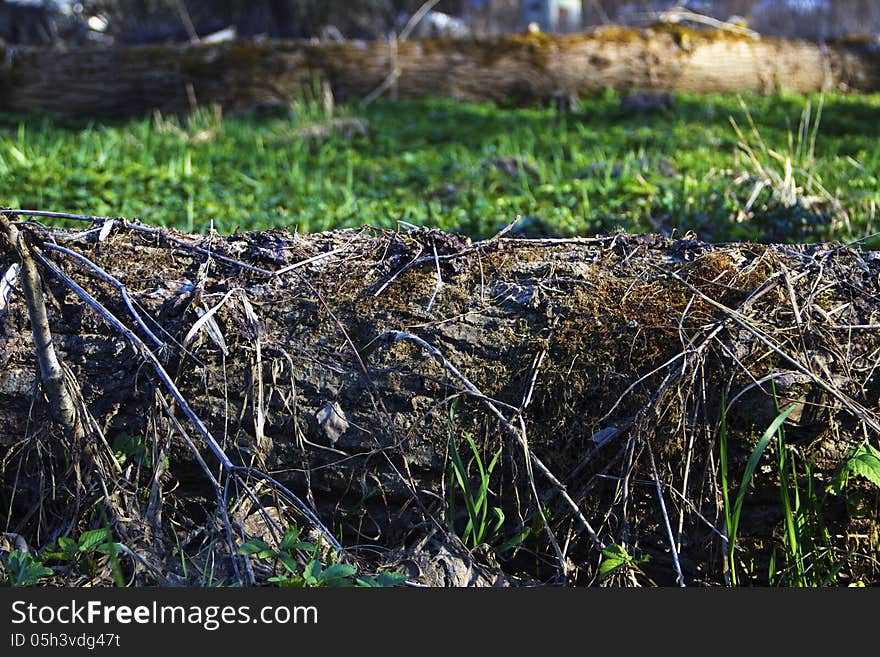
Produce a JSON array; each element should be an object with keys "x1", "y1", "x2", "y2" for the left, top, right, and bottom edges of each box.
[
  {"x1": 398, "y1": 0, "x2": 442, "y2": 40},
  {"x1": 426, "y1": 241, "x2": 443, "y2": 313},
  {"x1": 660, "y1": 266, "x2": 880, "y2": 434},
  {"x1": 126, "y1": 223, "x2": 277, "y2": 276},
  {"x1": 646, "y1": 437, "x2": 686, "y2": 587},
  {"x1": 2, "y1": 210, "x2": 353, "y2": 278},
  {"x1": 0, "y1": 215, "x2": 78, "y2": 433},
  {"x1": 155, "y1": 392, "x2": 242, "y2": 583},
  {"x1": 374, "y1": 243, "x2": 424, "y2": 296},
  {"x1": 362, "y1": 0, "x2": 441, "y2": 106},
  {"x1": 37, "y1": 252, "x2": 235, "y2": 469},
  {"x1": 1, "y1": 209, "x2": 105, "y2": 222},
  {"x1": 381, "y1": 330, "x2": 603, "y2": 556},
  {"x1": 34, "y1": 249, "x2": 343, "y2": 553},
  {"x1": 655, "y1": 6, "x2": 759, "y2": 38},
  {"x1": 487, "y1": 215, "x2": 523, "y2": 242},
  {"x1": 381, "y1": 331, "x2": 570, "y2": 566},
  {"x1": 172, "y1": 0, "x2": 199, "y2": 42},
  {"x1": 273, "y1": 247, "x2": 348, "y2": 275},
  {"x1": 42, "y1": 242, "x2": 165, "y2": 349}
]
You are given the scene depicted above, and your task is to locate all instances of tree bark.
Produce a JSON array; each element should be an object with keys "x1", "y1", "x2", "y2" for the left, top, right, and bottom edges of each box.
[
  {"x1": 1, "y1": 218, "x2": 878, "y2": 584},
  {"x1": 2, "y1": 26, "x2": 879, "y2": 116}
]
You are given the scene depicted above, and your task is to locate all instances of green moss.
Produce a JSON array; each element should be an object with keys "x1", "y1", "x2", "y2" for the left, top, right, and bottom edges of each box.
[
  {"x1": 831, "y1": 33, "x2": 877, "y2": 46},
  {"x1": 652, "y1": 23, "x2": 754, "y2": 45},
  {"x1": 592, "y1": 24, "x2": 753, "y2": 47}
]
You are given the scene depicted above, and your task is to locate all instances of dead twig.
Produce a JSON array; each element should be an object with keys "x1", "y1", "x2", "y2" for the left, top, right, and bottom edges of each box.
[
  {"x1": 426, "y1": 241, "x2": 443, "y2": 313},
  {"x1": 660, "y1": 265, "x2": 880, "y2": 435},
  {"x1": 0, "y1": 214, "x2": 78, "y2": 434},
  {"x1": 32, "y1": 247, "x2": 344, "y2": 563},
  {"x1": 645, "y1": 437, "x2": 686, "y2": 587},
  {"x1": 362, "y1": 0, "x2": 442, "y2": 106},
  {"x1": 41, "y1": 242, "x2": 165, "y2": 350},
  {"x1": 379, "y1": 329, "x2": 604, "y2": 570}
]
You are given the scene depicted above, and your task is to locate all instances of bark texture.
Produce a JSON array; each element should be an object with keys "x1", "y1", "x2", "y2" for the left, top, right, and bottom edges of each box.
[{"x1": 2, "y1": 27, "x2": 879, "y2": 116}]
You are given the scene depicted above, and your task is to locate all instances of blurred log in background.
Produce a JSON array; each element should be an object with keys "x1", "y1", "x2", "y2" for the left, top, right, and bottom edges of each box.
[{"x1": 2, "y1": 27, "x2": 880, "y2": 117}]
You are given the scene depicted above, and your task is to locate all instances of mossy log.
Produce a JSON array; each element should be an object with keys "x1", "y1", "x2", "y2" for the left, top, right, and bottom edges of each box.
[
  {"x1": 2, "y1": 26, "x2": 880, "y2": 116},
  {"x1": 1, "y1": 215, "x2": 879, "y2": 585}
]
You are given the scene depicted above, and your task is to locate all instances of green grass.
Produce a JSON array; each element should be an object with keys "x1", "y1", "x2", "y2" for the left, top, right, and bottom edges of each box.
[
  {"x1": 2, "y1": 89, "x2": 880, "y2": 242},
  {"x1": 447, "y1": 404, "x2": 505, "y2": 549},
  {"x1": 718, "y1": 380, "x2": 875, "y2": 587}
]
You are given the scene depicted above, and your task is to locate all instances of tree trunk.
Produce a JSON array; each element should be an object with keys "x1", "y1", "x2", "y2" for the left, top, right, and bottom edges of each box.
[
  {"x1": 2, "y1": 27, "x2": 879, "y2": 116},
  {"x1": 1, "y1": 216, "x2": 878, "y2": 585}
]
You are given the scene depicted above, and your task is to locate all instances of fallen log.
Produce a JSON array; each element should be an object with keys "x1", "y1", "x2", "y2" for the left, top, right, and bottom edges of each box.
[
  {"x1": 2, "y1": 26, "x2": 880, "y2": 117},
  {"x1": 1, "y1": 210, "x2": 878, "y2": 586}
]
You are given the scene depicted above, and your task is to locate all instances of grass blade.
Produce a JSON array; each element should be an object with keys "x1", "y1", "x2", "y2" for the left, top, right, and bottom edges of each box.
[
  {"x1": 728, "y1": 404, "x2": 797, "y2": 559},
  {"x1": 719, "y1": 398, "x2": 736, "y2": 585}
]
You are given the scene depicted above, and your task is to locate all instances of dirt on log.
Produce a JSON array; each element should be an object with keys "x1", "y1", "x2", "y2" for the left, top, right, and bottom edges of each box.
[
  {"x1": 2, "y1": 26, "x2": 880, "y2": 116},
  {"x1": 1, "y1": 211, "x2": 879, "y2": 586}
]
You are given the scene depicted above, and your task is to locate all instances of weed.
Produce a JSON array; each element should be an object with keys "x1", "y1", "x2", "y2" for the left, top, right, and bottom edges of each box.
[
  {"x1": 0, "y1": 550, "x2": 53, "y2": 587},
  {"x1": 152, "y1": 103, "x2": 224, "y2": 144},
  {"x1": 447, "y1": 417, "x2": 505, "y2": 549},
  {"x1": 1, "y1": 526, "x2": 125, "y2": 587},
  {"x1": 237, "y1": 523, "x2": 407, "y2": 588},
  {"x1": 42, "y1": 527, "x2": 126, "y2": 586},
  {"x1": 112, "y1": 432, "x2": 166, "y2": 470},
  {"x1": 720, "y1": 379, "x2": 862, "y2": 586},
  {"x1": 723, "y1": 400, "x2": 796, "y2": 585},
  {"x1": 597, "y1": 543, "x2": 654, "y2": 586},
  {"x1": 729, "y1": 93, "x2": 850, "y2": 238},
  {"x1": 445, "y1": 403, "x2": 515, "y2": 551},
  {"x1": 828, "y1": 443, "x2": 880, "y2": 494}
]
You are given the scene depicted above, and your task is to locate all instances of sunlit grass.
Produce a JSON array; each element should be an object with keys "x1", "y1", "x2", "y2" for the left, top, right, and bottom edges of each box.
[{"x1": 2, "y1": 89, "x2": 879, "y2": 242}]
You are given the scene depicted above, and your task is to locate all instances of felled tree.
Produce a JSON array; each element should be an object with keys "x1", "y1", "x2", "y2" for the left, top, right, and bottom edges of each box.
[{"x1": 1, "y1": 209, "x2": 879, "y2": 586}]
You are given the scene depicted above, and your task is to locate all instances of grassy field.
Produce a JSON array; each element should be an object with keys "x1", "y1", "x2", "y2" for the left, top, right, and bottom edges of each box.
[{"x1": 2, "y1": 90, "x2": 880, "y2": 243}]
